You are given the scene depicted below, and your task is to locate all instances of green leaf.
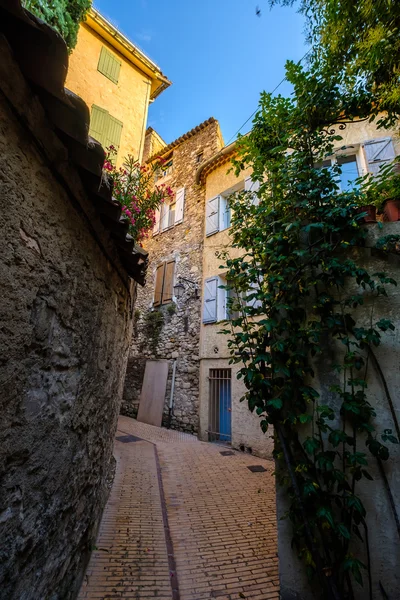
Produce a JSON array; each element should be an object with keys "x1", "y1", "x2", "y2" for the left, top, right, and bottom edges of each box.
[
  {"x1": 317, "y1": 506, "x2": 334, "y2": 527},
  {"x1": 337, "y1": 523, "x2": 350, "y2": 540},
  {"x1": 299, "y1": 413, "x2": 313, "y2": 424},
  {"x1": 267, "y1": 397, "x2": 283, "y2": 410},
  {"x1": 303, "y1": 437, "x2": 320, "y2": 455}
]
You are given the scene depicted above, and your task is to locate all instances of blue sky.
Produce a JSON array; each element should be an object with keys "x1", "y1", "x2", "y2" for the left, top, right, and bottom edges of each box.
[{"x1": 93, "y1": 0, "x2": 306, "y2": 145}]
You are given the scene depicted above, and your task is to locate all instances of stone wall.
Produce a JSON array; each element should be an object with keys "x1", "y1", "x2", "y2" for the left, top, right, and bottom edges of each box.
[
  {"x1": 0, "y1": 12, "x2": 137, "y2": 598},
  {"x1": 122, "y1": 120, "x2": 223, "y2": 433},
  {"x1": 277, "y1": 225, "x2": 400, "y2": 600}
]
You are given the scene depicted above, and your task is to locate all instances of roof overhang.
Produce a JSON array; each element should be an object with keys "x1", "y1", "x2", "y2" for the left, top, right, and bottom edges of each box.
[
  {"x1": 86, "y1": 8, "x2": 171, "y2": 100},
  {"x1": 195, "y1": 139, "x2": 238, "y2": 185}
]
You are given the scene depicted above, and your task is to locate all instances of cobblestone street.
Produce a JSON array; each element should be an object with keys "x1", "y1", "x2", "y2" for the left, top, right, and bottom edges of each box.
[{"x1": 79, "y1": 416, "x2": 279, "y2": 600}]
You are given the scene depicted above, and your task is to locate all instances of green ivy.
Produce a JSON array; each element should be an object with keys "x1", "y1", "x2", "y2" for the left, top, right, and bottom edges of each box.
[
  {"x1": 23, "y1": 0, "x2": 91, "y2": 50},
  {"x1": 221, "y1": 60, "x2": 399, "y2": 599},
  {"x1": 143, "y1": 310, "x2": 164, "y2": 354}
]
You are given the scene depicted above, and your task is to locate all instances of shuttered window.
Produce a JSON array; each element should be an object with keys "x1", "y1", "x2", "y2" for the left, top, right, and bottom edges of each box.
[
  {"x1": 154, "y1": 188, "x2": 185, "y2": 235},
  {"x1": 174, "y1": 187, "x2": 185, "y2": 224},
  {"x1": 89, "y1": 105, "x2": 123, "y2": 160},
  {"x1": 98, "y1": 46, "x2": 121, "y2": 84},
  {"x1": 89, "y1": 105, "x2": 108, "y2": 148},
  {"x1": 363, "y1": 137, "x2": 396, "y2": 176},
  {"x1": 203, "y1": 277, "x2": 218, "y2": 323},
  {"x1": 245, "y1": 177, "x2": 260, "y2": 205},
  {"x1": 160, "y1": 203, "x2": 170, "y2": 231},
  {"x1": 153, "y1": 260, "x2": 175, "y2": 306},
  {"x1": 205, "y1": 197, "x2": 220, "y2": 236},
  {"x1": 153, "y1": 208, "x2": 161, "y2": 235}
]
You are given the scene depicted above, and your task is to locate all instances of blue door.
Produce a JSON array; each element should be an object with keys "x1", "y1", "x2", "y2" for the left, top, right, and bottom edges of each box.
[
  {"x1": 209, "y1": 369, "x2": 232, "y2": 443},
  {"x1": 219, "y1": 377, "x2": 232, "y2": 442}
]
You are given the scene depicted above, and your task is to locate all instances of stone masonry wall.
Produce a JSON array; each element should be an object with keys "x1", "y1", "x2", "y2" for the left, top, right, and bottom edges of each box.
[
  {"x1": 122, "y1": 120, "x2": 223, "y2": 433},
  {"x1": 0, "y1": 74, "x2": 134, "y2": 599}
]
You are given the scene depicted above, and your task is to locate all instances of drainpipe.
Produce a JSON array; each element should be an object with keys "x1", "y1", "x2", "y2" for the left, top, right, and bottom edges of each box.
[{"x1": 167, "y1": 360, "x2": 177, "y2": 429}]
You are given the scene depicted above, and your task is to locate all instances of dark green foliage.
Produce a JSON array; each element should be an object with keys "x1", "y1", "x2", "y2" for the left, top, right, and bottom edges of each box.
[
  {"x1": 23, "y1": 0, "x2": 91, "y2": 50},
  {"x1": 268, "y1": 0, "x2": 400, "y2": 120},
  {"x1": 143, "y1": 309, "x2": 164, "y2": 354},
  {"x1": 220, "y1": 59, "x2": 398, "y2": 598}
]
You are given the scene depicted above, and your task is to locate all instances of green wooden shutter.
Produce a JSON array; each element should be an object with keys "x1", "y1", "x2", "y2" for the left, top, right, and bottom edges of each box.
[
  {"x1": 89, "y1": 105, "x2": 108, "y2": 147},
  {"x1": 89, "y1": 106, "x2": 123, "y2": 161},
  {"x1": 105, "y1": 115, "x2": 123, "y2": 159},
  {"x1": 98, "y1": 46, "x2": 121, "y2": 84}
]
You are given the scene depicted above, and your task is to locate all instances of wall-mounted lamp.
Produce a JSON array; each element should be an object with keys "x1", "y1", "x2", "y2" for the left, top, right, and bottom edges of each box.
[{"x1": 173, "y1": 276, "x2": 199, "y2": 300}]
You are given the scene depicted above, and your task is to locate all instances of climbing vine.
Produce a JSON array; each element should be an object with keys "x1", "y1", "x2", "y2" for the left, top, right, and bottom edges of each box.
[
  {"x1": 220, "y1": 61, "x2": 400, "y2": 599},
  {"x1": 143, "y1": 310, "x2": 164, "y2": 354}
]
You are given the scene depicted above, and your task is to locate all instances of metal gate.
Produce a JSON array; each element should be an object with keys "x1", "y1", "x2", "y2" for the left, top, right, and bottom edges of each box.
[{"x1": 208, "y1": 369, "x2": 232, "y2": 443}]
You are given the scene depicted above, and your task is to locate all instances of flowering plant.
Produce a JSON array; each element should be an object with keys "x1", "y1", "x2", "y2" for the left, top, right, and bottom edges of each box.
[{"x1": 103, "y1": 148, "x2": 174, "y2": 244}]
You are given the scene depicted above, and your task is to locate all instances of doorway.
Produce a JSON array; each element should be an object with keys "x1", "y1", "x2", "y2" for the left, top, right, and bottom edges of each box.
[{"x1": 208, "y1": 368, "x2": 232, "y2": 443}]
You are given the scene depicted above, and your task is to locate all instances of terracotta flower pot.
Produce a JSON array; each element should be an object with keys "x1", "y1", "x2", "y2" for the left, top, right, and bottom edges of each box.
[
  {"x1": 356, "y1": 205, "x2": 376, "y2": 223},
  {"x1": 383, "y1": 199, "x2": 400, "y2": 222}
]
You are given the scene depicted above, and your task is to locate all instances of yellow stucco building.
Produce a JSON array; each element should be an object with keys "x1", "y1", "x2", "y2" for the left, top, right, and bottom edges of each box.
[
  {"x1": 66, "y1": 8, "x2": 171, "y2": 164},
  {"x1": 196, "y1": 118, "x2": 399, "y2": 459}
]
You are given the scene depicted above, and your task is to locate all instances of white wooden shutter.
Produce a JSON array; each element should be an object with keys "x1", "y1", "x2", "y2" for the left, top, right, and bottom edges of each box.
[
  {"x1": 245, "y1": 177, "x2": 260, "y2": 205},
  {"x1": 160, "y1": 203, "x2": 170, "y2": 231},
  {"x1": 203, "y1": 277, "x2": 218, "y2": 323},
  {"x1": 246, "y1": 281, "x2": 262, "y2": 310},
  {"x1": 363, "y1": 137, "x2": 396, "y2": 176},
  {"x1": 153, "y1": 208, "x2": 161, "y2": 235},
  {"x1": 205, "y1": 197, "x2": 220, "y2": 236},
  {"x1": 174, "y1": 187, "x2": 185, "y2": 224}
]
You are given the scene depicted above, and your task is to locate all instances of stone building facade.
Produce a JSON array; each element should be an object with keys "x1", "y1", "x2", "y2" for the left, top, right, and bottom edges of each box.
[
  {"x1": 122, "y1": 119, "x2": 224, "y2": 433},
  {"x1": 0, "y1": 2, "x2": 150, "y2": 598},
  {"x1": 197, "y1": 121, "x2": 400, "y2": 598},
  {"x1": 196, "y1": 145, "x2": 275, "y2": 459},
  {"x1": 66, "y1": 8, "x2": 171, "y2": 164}
]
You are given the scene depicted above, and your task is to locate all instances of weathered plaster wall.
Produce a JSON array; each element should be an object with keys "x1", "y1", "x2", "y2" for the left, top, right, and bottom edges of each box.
[
  {"x1": 199, "y1": 160, "x2": 274, "y2": 457},
  {"x1": 0, "y1": 85, "x2": 134, "y2": 599},
  {"x1": 278, "y1": 224, "x2": 400, "y2": 600},
  {"x1": 199, "y1": 359, "x2": 274, "y2": 459},
  {"x1": 66, "y1": 23, "x2": 151, "y2": 163},
  {"x1": 122, "y1": 120, "x2": 223, "y2": 433}
]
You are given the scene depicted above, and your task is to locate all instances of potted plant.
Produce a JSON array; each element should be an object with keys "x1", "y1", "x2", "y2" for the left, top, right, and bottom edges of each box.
[
  {"x1": 360, "y1": 158, "x2": 400, "y2": 222},
  {"x1": 351, "y1": 182, "x2": 377, "y2": 223}
]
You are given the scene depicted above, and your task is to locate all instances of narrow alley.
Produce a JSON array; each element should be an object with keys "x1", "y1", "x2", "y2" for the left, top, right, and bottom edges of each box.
[{"x1": 79, "y1": 416, "x2": 279, "y2": 600}]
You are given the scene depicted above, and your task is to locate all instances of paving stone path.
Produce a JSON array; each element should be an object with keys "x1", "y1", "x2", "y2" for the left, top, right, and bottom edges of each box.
[{"x1": 79, "y1": 416, "x2": 279, "y2": 600}]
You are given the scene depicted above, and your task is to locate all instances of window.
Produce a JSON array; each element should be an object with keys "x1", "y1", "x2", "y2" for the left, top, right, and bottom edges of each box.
[
  {"x1": 205, "y1": 182, "x2": 246, "y2": 236},
  {"x1": 363, "y1": 137, "x2": 396, "y2": 176},
  {"x1": 153, "y1": 187, "x2": 185, "y2": 235},
  {"x1": 154, "y1": 260, "x2": 175, "y2": 306},
  {"x1": 337, "y1": 155, "x2": 360, "y2": 191},
  {"x1": 155, "y1": 159, "x2": 173, "y2": 181},
  {"x1": 203, "y1": 276, "x2": 262, "y2": 324},
  {"x1": 245, "y1": 177, "x2": 260, "y2": 205},
  {"x1": 205, "y1": 194, "x2": 231, "y2": 236},
  {"x1": 97, "y1": 46, "x2": 121, "y2": 84},
  {"x1": 89, "y1": 105, "x2": 123, "y2": 160},
  {"x1": 314, "y1": 137, "x2": 396, "y2": 190},
  {"x1": 196, "y1": 153, "x2": 203, "y2": 164},
  {"x1": 316, "y1": 154, "x2": 360, "y2": 190}
]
